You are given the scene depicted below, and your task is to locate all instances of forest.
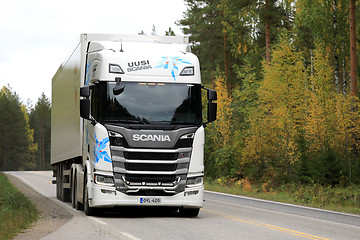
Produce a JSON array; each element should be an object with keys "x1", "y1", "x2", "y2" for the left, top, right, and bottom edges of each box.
[
  {"x1": 1, "y1": 0, "x2": 359, "y2": 191},
  {"x1": 0, "y1": 87, "x2": 51, "y2": 171},
  {"x1": 178, "y1": 0, "x2": 360, "y2": 188}
]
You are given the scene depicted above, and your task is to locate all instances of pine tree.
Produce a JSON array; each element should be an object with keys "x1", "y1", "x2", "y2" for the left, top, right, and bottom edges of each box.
[
  {"x1": 0, "y1": 86, "x2": 35, "y2": 170},
  {"x1": 29, "y1": 93, "x2": 51, "y2": 170}
]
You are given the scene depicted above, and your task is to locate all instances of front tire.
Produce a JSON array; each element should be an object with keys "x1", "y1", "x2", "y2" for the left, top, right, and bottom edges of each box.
[
  {"x1": 84, "y1": 176, "x2": 96, "y2": 216},
  {"x1": 179, "y1": 208, "x2": 200, "y2": 217}
]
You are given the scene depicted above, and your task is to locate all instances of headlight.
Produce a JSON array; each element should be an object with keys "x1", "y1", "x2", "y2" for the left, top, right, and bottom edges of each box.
[
  {"x1": 108, "y1": 131, "x2": 127, "y2": 147},
  {"x1": 180, "y1": 133, "x2": 195, "y2": 139},
  {"x1": 186, "y1": 176, "x2": 203, "y2": 186},
  {"x1": 175, "y1": 132, "x2": 195, "y2": 148},
  {"x1": 94, "y1": 174, "x2": 114, "y2": 186}
]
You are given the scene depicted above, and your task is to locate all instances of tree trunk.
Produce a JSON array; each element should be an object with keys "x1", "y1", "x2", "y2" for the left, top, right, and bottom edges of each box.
[
  {"x1": 332, "y1": 0, "x2": 340, "y2": 92},
  {"x1": 350, "y1": 0, "x2": 357, "y2": 96},
  {"x1": 223, "y1": 30, "x2": 229, "y2": 80},
  {"x1": 265, "y1": 0, "x2": 271, "y2": 63}
]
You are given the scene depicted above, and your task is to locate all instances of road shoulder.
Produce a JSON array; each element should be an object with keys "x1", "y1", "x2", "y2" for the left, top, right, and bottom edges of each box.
[{"x1": 6, "y1": 173, "x2": 73, "y2": 240}]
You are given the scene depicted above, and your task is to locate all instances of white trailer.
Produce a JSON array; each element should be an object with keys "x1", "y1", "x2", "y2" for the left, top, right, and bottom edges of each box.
[{"x1": 51, "y1": 33, "x2": 217, "y2": 216}]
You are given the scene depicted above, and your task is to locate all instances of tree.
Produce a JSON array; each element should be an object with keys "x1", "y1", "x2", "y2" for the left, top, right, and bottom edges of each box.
[
  {"x1": 165, "y1": 27, "x2": 176, "y2": 36},
  {"x1": 29, "y1": 93, "x2": 51, "y2": 170},
  {"x1": 294, "y1": 0, "x2": 351, "y2": 93},
  {"x1": 0, "y1": 86, "x2": 35, "y2": 170},
  {"x1": 245, "y1": 36, "x2": 307, "y2": 184},
  {"x1": 177, "y1": 0, "x2": 233, "y2": 83},
  {"x1": 350, "y1": 0, "x2": 357, "y2": 96}
]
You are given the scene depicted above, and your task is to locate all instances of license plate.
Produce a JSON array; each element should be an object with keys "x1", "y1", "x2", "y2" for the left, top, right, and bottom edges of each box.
[{"x1": 140, "y1": 197, "x2": 161, "y2": 204}]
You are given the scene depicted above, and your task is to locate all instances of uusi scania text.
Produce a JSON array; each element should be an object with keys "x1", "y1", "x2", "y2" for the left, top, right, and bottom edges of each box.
[{"x1": 51, "y1": 34, "x2": 217, "y2": 217}]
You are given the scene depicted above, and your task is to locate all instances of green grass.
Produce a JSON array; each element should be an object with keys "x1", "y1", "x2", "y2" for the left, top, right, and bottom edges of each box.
[
  {"x1": 205, "y1": 180, "x2": 360, "y2": 215},
  {"x1": 0, "y1": 173, "x2": 39, "y2": 240}
]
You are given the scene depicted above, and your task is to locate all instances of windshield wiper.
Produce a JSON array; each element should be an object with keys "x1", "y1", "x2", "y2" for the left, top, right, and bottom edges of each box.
[
  {"x1": 104, "y1": 119, "x2": 147, "y2": 125},
  {"x1": 149, "y1": 120, "x2": 193, "y2": 125}
]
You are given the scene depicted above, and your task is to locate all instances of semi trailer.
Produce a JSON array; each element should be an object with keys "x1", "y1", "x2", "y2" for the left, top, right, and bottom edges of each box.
[{"x1": 51, "y1": 33, "x2": 217, "y2": 217}]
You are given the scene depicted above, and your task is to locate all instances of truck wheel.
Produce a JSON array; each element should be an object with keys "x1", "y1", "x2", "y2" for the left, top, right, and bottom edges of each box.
[
  {"x1": 179, "y1": 208, "x2": 200, "y2": 217},
  {"x1": 84, "y1": 177, "x2": 96, "y2": 216},
  {"x1": 71, "y1": 173, "x2": 76, "y2": 208},
  {"x1": 60, "y1": 164, "x2": 71, "y2": 202},
  {"x1": 74, "y1": 174, "x2": 83, "y2": 210}
]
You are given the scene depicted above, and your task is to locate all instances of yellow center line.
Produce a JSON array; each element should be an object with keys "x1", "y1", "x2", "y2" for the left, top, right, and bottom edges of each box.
[{"x1": 201, "y1": 209, "x2": 330, "y2": 240}]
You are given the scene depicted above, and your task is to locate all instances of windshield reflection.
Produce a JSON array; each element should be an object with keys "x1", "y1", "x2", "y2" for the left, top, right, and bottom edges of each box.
[{"x1": 92, "y1": 82, "x2": 202, "y2": 126}]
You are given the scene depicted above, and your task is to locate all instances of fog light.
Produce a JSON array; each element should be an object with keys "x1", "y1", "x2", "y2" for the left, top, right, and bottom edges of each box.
[
  {"x1": 101, "y1": 189, "x2": 116, "y2": 195},
  {"x1": 184, "y1": 190, "x2": 199, "y2": 196},
  {"x1": 186, "y1": 176, "x2": 203, "y2": 186},
  {"x1": 94, "y1": 174, "x2": 114, "y2": 186}
]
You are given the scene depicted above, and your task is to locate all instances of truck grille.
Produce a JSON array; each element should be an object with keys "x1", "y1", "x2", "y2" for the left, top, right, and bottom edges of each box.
[
  {"x1": 111, "y1": 148, "x2": 191, "y2": 196},
  {"x1": 124, "y1": 152, "x2": 178, "y2": 160},
  {"x1": 125, "y1": 174, "x2": 177, "y2": 183},
  {"x1": 125, "y1": 163, "x2": 178, "y2": 171}
]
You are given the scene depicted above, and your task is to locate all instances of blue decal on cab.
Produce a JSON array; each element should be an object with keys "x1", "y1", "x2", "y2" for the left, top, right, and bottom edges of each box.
[
  {"x1": 155, "y1": 57, "x2": 191, "y2": 81},
  {"x1": 93, "y1": 134, "x2": 111, "y2": 165}
]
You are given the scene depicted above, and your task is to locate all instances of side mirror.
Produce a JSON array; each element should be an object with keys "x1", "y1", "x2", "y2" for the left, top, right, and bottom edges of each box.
[
  {"x1": 208, "y1": 89, "x2": 217, "y2": 101},
  {"x1": 207, "y1": 102, "x2": 217, "y2": 123},
  {"x1": 80, "y1": 99, "x2": 90, "y2": 120},
  {"x1": 202, "y1": 86, "x2": 217, "y2": 126}
]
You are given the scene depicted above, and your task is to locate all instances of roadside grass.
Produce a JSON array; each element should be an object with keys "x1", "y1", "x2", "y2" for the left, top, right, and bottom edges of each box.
[
  {"x1": 0, "y1": 173, "x2": 38, "y2": 240},
  {"x1": 205, "y1": 178, "x2": 360, "y2": 215}
]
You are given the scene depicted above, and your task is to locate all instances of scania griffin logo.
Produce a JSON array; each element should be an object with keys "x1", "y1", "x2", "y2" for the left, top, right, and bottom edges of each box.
[{"x1": 132, "y1": 134, "x2": 171, "y2": 142}]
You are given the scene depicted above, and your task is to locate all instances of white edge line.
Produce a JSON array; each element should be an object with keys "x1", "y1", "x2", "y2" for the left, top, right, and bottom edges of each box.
[
  {"x1": 13, "y1": 175, "x2": 50, "y2": 197},
  {"x1": 88, "y1": 216, "x2": 107, "y2": 225},
  {"x1": 205, "y1": 190, "x2": 360, "y2": 218},
  {"x1": 121, "y1": 232, "x2": 142, "y2": 240}
]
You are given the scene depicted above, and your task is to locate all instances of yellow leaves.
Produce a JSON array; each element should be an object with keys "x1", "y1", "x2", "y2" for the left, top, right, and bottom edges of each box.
[
  {"x1": 237, "y1": 42, "x2": 248, "y2": 55},
  {"x1": 246, "y1": 38, "x2": 306, "y2": 168},
  {"x1": 213, "y1": 73, "x2": 233, "y2": 146}
]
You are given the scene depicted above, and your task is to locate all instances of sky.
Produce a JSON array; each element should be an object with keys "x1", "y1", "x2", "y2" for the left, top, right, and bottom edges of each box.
[{"x1": 0, "y1": 0, "x2": 187, "y2": 106}]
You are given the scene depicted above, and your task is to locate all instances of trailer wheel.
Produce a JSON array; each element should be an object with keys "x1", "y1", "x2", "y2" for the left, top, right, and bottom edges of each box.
[
  {"x1": 179, "y1": 208, "x2": 200, "y2": 217},
  {"x1": 60, "y1": 163, "x2": 71, "y2": 202}
]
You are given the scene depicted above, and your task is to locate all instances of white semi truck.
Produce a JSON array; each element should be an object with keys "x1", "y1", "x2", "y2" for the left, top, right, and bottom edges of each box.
[{"x1": 51, "y1": 33, "x2": 217, "y2": 217}]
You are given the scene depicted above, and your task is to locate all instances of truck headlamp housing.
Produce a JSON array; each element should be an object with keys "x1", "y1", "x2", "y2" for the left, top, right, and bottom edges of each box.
[
  {"x1": 186, "y1": 176, "x2": 203, "y2": 186},
  {"x1": 109, "y1": 64, "x2": 124, "y2": 74},
  {"x1": 180, "y1": 66, "x2": 194, "y2": 76},
  {"x1": 94, "y1": 174, "x2": 115, "y2": 186},
  {"x1": 108, "y1": 131, "x2": 128, "y2": 147},
  {"x1": 180, "y1": 133, "x2": 194, "y2": 139},
  {"x1": 174, "y1": 132, "x2": 195, "y2": 148}
]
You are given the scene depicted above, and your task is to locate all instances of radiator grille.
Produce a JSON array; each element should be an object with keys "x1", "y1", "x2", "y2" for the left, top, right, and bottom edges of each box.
[
  {"x1": 124, "y1": 152, "x2": 179, "y2": 160},
  {"x1": 124, "y1": 162, "x2": 178, "y2": 171}
]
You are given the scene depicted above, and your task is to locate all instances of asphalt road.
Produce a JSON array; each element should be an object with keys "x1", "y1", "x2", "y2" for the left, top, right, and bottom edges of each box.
[{"x1": 7, "y1": 171, "x2": 360, "y2": 240}]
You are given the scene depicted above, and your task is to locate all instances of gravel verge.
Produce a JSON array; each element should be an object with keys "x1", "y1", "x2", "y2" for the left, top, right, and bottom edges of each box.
[{"x1": 6, "y1": 174, "x2": 73, "y2": 240}]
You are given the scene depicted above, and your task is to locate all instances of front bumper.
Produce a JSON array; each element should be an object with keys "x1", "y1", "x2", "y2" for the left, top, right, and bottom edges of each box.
[{"x1": 89, "y1": 183, "x2": 204, "y2": 209}]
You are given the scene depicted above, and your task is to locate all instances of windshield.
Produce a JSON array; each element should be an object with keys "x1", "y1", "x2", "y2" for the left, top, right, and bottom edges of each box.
[{"x1": 91, "y1": 81, "x2": 202, "y2": 125}]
